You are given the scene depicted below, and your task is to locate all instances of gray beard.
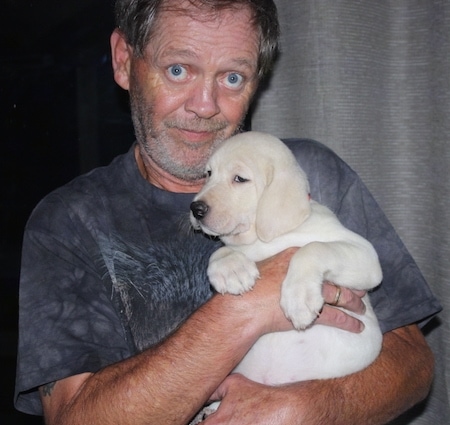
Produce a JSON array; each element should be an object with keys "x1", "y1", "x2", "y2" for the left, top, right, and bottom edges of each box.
[
  {"x1": 130, "y1": 98, "x2": 243, "y2": 181},
  {"x1": 142, "y1": 125, "x2": 228, "y2": 181}
]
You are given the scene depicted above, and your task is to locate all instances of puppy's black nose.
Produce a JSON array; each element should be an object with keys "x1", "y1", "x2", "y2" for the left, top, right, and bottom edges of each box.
[{"x1": 190, "y1": 200, "x2": 209, "y2": 220}]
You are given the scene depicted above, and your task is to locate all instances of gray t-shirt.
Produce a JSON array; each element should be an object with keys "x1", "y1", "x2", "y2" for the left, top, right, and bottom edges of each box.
[{"x1": 15, "y1": 139, "x2": 441, "y2": 416}]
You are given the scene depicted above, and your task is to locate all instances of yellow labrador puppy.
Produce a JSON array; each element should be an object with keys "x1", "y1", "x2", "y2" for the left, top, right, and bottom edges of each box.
[{"x1": 190, "y1": 131, "x2": 382, "y2": 387}]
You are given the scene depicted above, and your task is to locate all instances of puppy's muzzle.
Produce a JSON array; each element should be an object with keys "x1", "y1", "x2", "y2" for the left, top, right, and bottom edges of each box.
[{"x1": 190, "y1": 200, "x2": 209, "y2": 220}]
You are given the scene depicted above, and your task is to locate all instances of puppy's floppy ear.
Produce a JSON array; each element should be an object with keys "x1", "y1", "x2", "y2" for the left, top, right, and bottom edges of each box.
[{"x1": 256, "y1": 161, "x2": 311, "y2": 242}]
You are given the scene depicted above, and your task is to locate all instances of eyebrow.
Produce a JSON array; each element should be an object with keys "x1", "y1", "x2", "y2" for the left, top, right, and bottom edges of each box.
[{"x1": 161, "y1": 48, "x2": 257, "y2": 71}]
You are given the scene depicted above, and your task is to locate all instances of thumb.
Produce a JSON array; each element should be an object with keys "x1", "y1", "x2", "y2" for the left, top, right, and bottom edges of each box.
[
  {"x1": 208, "y1": 373, "x2": 244, "y2": 402},
  {"x1": 208, "y1": 377, "x2": 230, "y2": 402}
]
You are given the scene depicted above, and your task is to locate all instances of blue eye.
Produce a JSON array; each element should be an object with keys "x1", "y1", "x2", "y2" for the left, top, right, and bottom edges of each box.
[
  {"x1": 168, "y1": 64, "x2": 187, "y2": 80},
  {"x1": 225, "y1": 73, "x2": 244, "y2": 88}
]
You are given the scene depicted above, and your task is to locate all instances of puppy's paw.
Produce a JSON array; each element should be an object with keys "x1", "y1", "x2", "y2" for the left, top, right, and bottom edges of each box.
[
  {"x1": 280, "y1": 278, "x2": 324, "y2": 329},
  {"x1": 208, "y1": 248, "x2": 259, "y2": 295},
  {"x1": 189, "y1": 402, "x2": 220, "y2": 424}
]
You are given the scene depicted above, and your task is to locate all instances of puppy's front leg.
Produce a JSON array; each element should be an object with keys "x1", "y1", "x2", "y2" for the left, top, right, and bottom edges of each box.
[
  {"x1": 280, "y1": 243, "x2": 328, "y2": 329},
  {"x1": 280, "y1": 240, "x2": 381, "y2": 329},
  {"x1": 208, "y1": 246, "x2": 260, "y2": 294}
]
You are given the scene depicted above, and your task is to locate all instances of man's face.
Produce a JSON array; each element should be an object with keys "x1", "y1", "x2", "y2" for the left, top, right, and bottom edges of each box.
[{"x1": 127, "y1": 5, "x2": 260, "y2": 182}]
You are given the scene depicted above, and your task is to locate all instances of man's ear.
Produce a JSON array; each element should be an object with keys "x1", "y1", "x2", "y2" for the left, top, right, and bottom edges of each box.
[{"x1": 110, "y1": 29, "x2": 132, "y2": 90}]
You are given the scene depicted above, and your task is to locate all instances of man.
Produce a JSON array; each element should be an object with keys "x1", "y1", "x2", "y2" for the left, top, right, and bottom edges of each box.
[{"x1": 15, "y1": 1, "x2": 440, "y2": 424}]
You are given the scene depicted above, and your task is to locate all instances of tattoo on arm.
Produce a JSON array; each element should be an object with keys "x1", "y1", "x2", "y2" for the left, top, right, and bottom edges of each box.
[{"x1": 41, "y1": 381, "x2": 57, "y2": 397}]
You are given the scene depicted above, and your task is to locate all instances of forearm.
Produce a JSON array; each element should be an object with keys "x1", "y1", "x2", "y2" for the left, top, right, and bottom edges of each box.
[
  {"x1": 42, "y1": 250, "x2": 298, "y2": 425},
  {"x1": 45, "y1": 294, "x2": 263, "y2": 425},
  {"x1": 285, "y1": 324, "x2": 434, "y2": 425}
]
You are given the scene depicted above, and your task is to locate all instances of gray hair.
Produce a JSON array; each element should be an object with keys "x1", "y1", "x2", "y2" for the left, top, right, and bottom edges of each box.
[{"x1": 114, "y1": 0, "x2": 280, "y2": 79}]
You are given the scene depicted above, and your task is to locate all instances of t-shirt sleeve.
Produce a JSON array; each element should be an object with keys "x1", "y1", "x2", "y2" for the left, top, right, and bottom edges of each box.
[
  {"x1": 330, "y1": 170, "x2": 441, "y2": 332},
  {"x1": 15, "y1": 192, "x2": 132, "y2": 416},
  {"x1": 287, "y1": 139, "x2": 441, "y2": 333}
]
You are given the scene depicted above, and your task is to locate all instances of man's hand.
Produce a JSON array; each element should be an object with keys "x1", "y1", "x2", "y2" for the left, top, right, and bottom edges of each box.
[
  {"x1": 203, "y1": 325, "x2": 433, "y2": 425},
  {"x1": 203, "y1": 374, "x2": 293, "y2": 424},
  {"x1": 319, "y1": 282, "x2": 366, "y2": 332}
]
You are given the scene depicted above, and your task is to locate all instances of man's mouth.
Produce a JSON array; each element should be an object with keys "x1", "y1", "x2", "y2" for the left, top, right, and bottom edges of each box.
[
  {"x1": 177, "y1": 128, "x2": 217, "y2": 144},
  {"x1": 166, "y1": 119, "x2": 228, "y2": 143}
]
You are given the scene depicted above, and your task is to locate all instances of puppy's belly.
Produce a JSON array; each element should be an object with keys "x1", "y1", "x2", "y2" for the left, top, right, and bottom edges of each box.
[{"x1": 233, "y1": 297, "x2": 382, "y2": 384}]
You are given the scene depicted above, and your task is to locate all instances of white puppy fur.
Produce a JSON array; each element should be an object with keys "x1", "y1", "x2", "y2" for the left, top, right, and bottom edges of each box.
[{"x1": 190, "y1": 131, "x2": 383, "y2": 391}]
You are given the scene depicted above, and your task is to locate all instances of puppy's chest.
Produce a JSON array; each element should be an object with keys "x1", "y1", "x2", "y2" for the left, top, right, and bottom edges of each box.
[{"x1": 234, "y1": 230, "x2": 320, "y2": 261}]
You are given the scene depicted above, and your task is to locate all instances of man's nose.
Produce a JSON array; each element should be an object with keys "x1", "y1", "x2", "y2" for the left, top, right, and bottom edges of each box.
[{"x1": 185, "y1": 78, "x2": 220, "y2": 119}]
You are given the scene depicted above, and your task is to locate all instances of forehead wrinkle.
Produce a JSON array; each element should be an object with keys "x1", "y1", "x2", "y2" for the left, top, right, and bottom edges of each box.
[{"x1": 161, "y1": 48, "x2": 199, "y2": 60}]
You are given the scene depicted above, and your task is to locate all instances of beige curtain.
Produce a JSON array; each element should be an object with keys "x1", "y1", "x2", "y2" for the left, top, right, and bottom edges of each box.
[{"x1": 252, "y1": 1, "x2": 450, "y2": 423}]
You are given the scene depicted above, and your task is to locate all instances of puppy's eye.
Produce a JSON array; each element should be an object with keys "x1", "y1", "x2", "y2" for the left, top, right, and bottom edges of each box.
[
  {"x1": 203, "y1": 170, "x2": 212, "y2": 178},
  {"x1": 234, "y1": 175, "x2": 249, "y2": 183}
]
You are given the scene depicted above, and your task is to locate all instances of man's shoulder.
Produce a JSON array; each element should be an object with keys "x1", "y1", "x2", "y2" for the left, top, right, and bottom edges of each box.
[
  {"x1": 26, "y1": 148, "x2": 135, "y2": 228},
  {"x1": 280, "y1": 137, "x2": 356, "y2": 185},
  {"x1": 281, "y1": 138, "x2": 347, "y2": 168},
  {"x1": 62, "y1": 147, "x2": 134, "y2": 197}
]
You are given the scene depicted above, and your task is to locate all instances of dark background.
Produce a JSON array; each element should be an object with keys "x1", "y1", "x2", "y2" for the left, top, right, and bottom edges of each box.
[{"x1": 1, "y1": 1, "x2": 134, "y2": 422}]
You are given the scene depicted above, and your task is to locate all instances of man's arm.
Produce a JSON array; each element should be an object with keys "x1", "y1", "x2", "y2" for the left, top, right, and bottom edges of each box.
[
  {"x1": 40, "y1": 287, "x2": 277, "y2": 425},
  {"x1": 207, "y1": 323, "x2": 433, "y2": 425},
  {"x1": 40, "y1": 249, "x2": 364, "y2": 425},
  {"x1": 39, "y1": 249, "x2": 291, "y2": 425}
]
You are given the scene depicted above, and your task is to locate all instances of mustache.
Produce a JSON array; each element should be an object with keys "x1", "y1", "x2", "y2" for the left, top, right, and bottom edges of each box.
[{"x1": 165, "y1": 118, "x2": 228, "y2": 133}]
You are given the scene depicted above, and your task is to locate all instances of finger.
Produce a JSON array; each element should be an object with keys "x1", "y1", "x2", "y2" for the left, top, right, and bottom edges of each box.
[
  {"x1": 322, "y1": 282, "x2": 366, "y2": 314},
  {"x1": 316, "y1": 304, "x2": 365, "y2": 333}
]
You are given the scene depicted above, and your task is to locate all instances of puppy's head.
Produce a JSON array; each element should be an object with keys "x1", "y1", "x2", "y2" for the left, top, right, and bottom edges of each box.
[{"x1": 190, "y1": 131, "x2": 311, "y2": 245}]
